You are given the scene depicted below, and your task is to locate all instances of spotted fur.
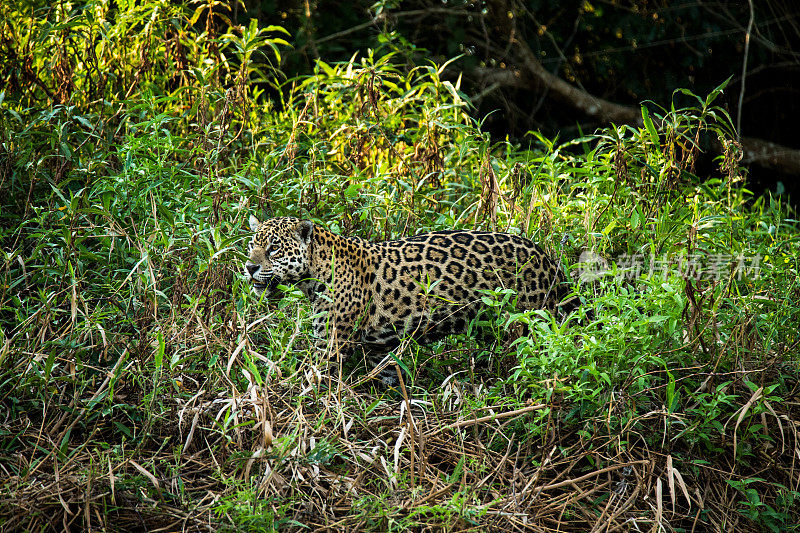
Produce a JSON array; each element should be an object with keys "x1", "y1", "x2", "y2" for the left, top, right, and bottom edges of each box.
[{"x1": 244, "y1": 216, "x2": 579, "y2": 385}]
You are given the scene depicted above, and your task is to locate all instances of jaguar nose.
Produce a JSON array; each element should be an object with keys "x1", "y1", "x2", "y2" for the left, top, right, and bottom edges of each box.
[{"x1": 246, "y1": 264, "x2": 259, "y2": 277}]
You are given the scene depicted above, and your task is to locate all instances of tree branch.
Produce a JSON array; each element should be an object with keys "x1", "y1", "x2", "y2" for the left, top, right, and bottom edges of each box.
[
  {"x1": 472, "y1": 63, "x2": 800, "y2": 177},
  {"x1": 740, "y1": 136, "x2": 800, "y2": 175},
  {"x1": 509, "y1": 36, "x2": 641, "y2": 125}
]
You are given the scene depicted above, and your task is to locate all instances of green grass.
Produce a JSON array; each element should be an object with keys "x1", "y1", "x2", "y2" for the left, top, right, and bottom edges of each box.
[{"x1": 1, "y1": 1, "x2": 799, "y2": 531}]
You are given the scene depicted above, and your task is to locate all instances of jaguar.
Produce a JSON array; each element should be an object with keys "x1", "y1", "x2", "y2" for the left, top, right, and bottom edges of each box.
[{"x1": 244, "y1": 216, "x2": 581, "y2": 385}]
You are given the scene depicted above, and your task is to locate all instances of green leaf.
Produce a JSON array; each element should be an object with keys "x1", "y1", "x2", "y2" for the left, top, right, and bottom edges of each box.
[
  {"x1": 641, "y1": 106, "x2": 659, "y2": 145},
  {"x1": 263, "y1": 25, "x2": 291, "y2": 35},
  {"x1": 602, "y1": 219, "x2": 617, "y2": 236},
  {"x1": 44, "y1": 350, "x2": 57, "y2": 382},
  {"x1": 188, "y1": 6, "x2": 206, "y2": 26},
  {"x1": 344, "y1": 182, "x2": 361, "y2": 197},
  {"x1": 666, "y1": 371, "x2": 676, "y2": 412},
  {"x1": 154, "y1": 330, "x2": 165, "y2": 372},
  {"x1": 317, "y1": 60, "x2": 336, "y2": 78},
  {"x1": 60, "y1": 142, "x2": 72, "y2": 160}
]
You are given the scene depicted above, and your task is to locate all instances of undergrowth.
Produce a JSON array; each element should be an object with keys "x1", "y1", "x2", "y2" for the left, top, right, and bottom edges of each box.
[{"x1": 1, "y1": 1, "x2": 799, "y2": 531}]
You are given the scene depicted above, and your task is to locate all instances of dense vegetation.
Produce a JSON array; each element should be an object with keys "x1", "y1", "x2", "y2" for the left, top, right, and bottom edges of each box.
[
  {"x1": 1, "y1": 1, "x2": 799, "y2": 531},
  {"x1": 238, "y1": 0, "x2": 800, "y2": 187}
]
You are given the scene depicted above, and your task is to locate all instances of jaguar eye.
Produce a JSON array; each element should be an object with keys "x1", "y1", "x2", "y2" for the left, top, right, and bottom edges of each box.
[{"x1": 269, "y1": 248, "x2": 279, "y2": 257}]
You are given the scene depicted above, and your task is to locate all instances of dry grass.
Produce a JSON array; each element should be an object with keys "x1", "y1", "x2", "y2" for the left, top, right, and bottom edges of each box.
[{"x1": 2, "y1": 337, "x2": 797, "y2": 532}]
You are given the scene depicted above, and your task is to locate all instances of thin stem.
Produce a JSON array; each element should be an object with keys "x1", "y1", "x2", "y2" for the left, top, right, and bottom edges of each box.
[{"x1": 736, "y1": 0, "x2": 755, "y2": 139}]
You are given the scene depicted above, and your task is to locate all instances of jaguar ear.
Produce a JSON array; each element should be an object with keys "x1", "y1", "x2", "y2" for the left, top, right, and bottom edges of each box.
[
  {"x1": 296, "y1": 220, "x2": 314, "y2": 243},
  {"x1": 248, "y1": 214, "x2": 260, "y2": 232}
]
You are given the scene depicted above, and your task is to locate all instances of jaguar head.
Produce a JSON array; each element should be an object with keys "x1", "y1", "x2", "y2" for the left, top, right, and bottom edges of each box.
[{"x1": 244, "y1": 215, "x2": 314, "y2": 296}]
